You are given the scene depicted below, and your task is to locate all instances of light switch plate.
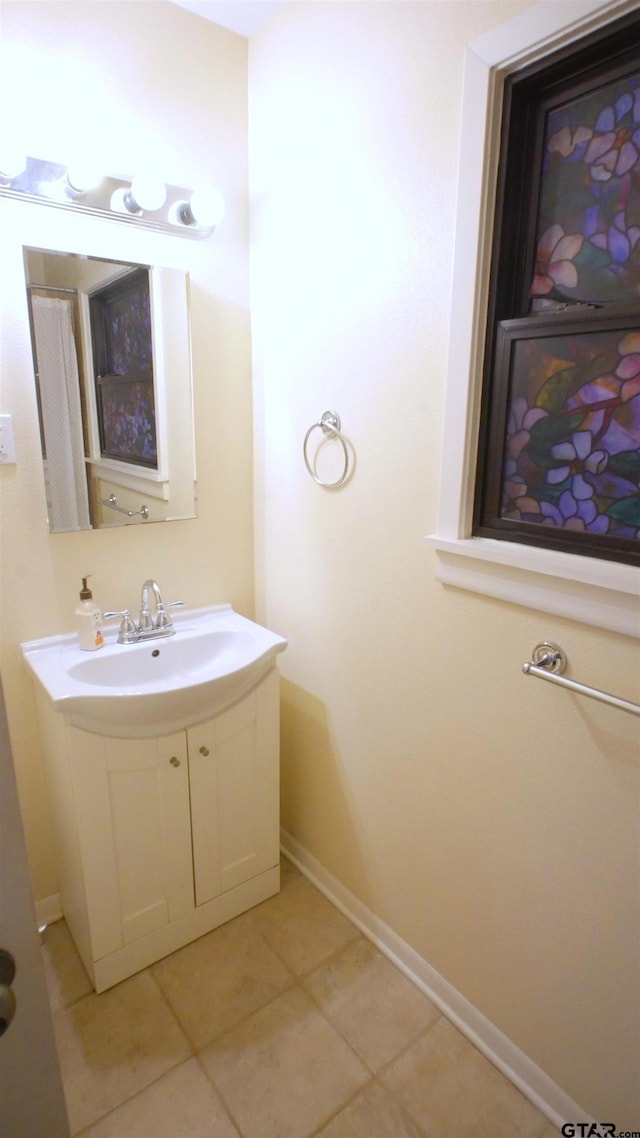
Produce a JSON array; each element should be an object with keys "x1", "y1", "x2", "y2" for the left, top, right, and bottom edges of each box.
[{"x1": 0, "y1": 414, "x2": 17, "y2": 463}]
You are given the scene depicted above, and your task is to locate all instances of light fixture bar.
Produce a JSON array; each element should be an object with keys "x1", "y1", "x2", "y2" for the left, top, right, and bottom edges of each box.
[{"x1": 0, "y1": 156, "x2": 220, "y2": 239}]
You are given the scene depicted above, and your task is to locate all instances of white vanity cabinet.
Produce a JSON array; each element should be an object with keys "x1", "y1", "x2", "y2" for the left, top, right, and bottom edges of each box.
[{"x1": 34, "y1": 669, "x2": 281, "y2": 992}]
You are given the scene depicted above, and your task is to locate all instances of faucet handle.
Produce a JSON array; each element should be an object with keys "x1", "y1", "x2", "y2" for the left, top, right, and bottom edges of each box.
[
  {"x1": 104, "y1": 608, "x2": 134, "y2": 625},
  {"x1": 103, "y1": 610, "x2": 138, "y2": 640},
  {"x1": 155, "y1": 601, "x2": 185, "y2": 629}
]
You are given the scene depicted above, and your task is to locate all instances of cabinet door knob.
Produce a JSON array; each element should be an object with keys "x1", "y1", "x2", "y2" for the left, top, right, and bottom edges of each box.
[
  {"x1": 169, "y1": 756, "x2": 180, "y2": 767},
  {"x1": 199, "y1": 745, "x2": 210, "y2": 757}
]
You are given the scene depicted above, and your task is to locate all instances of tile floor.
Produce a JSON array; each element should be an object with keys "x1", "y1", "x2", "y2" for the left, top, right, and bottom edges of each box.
[{"x1": 43, "y1": 858, "x2": 560, "y2": 1138}]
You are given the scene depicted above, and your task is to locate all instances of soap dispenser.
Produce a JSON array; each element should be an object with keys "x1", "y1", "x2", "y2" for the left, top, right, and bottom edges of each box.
[{"x1": 76, "y1": 577, "x2": 104, "y2": 651}]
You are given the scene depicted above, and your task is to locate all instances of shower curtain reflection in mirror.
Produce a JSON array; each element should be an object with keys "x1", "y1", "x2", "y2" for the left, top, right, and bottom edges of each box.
[{"x1": 30, "y1": 295, "x2": 92, "y2": 532}]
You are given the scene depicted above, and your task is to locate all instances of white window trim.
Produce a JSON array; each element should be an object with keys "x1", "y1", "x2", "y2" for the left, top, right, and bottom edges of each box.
[{"x1": 425, "y1": 0, "x2": 640, "y2": 639}]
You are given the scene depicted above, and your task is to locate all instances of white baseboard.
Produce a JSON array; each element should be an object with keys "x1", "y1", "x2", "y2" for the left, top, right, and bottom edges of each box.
[
  {"x1": 281, "y1": 829, "x2": 591, "y2": 1131},
  {"x1": 34, "y1": 892, "x2": 63, "y2": 929}
]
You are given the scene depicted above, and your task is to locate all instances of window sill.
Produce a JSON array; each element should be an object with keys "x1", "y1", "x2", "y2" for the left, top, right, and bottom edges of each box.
[
  {"x1": 425, "y1": 534, "x2": 639, "y2": 638},
  {"x1": 86, "y1": 458, "x2": 169, "y2": 501}
]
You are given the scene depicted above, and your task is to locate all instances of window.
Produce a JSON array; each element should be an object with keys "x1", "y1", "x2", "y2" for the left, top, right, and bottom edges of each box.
[
  {"x1": 474, "y1": 12, "x2": 640, "y2": 567},
  {"x1": 426, "y1": 0, "x2": 639, "y2": 638}
]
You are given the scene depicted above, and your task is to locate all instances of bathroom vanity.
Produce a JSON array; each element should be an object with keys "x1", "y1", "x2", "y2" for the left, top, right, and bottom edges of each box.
[{"x1": 22, "y1": 605, "x2": 286, "y2": 991}]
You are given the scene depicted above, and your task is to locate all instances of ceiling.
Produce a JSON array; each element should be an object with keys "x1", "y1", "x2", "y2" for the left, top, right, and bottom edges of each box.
[{"x1": 170, "y1": 0, "x2": 288, "y2": 37}]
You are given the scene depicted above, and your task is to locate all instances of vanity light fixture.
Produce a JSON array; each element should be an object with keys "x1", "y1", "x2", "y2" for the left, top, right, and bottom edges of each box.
[{"x1": 0, "y1": 155, "x2": 223, "y2": 239}]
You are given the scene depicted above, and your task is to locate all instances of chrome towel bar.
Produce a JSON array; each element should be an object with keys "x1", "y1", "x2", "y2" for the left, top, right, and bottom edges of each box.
[
  {"x1": 522, "y1": 641, "x2": 640, "y2": 718},
  {"x1": 100, "y1": 494, "x2": 149, "y2": 520}
]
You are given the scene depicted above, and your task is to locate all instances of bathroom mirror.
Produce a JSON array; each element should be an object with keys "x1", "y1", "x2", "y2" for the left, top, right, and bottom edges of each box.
[{"x1": 23, "y1": 247, "x2": 197, "y2": 533}]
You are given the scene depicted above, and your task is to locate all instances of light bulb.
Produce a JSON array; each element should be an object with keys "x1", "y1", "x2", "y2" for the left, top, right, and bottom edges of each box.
[
  {"x1": 184, "y1": 187, "x2": 225, "y2": 227},
  {"x1": 0, "y1": 151, "x2": 27, "y2": 181},
  {"x1": 126, "y1": 176, "x2": 166, "y2": 212},
  {"x1": 66, "y1": 163, "x2": 104, "y2": 195},
  {"x1": 190, "y1": 187, "x2": 225, "y2": 226}
]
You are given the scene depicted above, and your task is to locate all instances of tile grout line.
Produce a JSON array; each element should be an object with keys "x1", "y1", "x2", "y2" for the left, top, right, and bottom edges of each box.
[
  {"x1": 148, "y1": 921, "x2": 300, "y2": 1052},
  {"x1": 297, "y1": 941, "x2": 443, "y2": 1080},
  {"x1": 304, "y1": 1074, "x2": 378, "y2": 1138},
  {"x1": 67, "y1": 1058, "x2": 197, "y2": 1138},
  {"x1": 145, "y1": 963, "x2": 200, "y2": 1054},
  {"x1": 192, "y1": 1051, "x2": 245, "y2": 1138},
  {"x1": 70, "y1": 970, "x2": 198, "y2": 1136},
  {"x1": 265, "y1": 865, "x2": 451, "y2": 1132},
  {"x1": 192, "y1": 989, "x2": 374, "y2": 1138},
  {"x1": 304, "y1": 1072, "x2": 432, "y2": 1138}
]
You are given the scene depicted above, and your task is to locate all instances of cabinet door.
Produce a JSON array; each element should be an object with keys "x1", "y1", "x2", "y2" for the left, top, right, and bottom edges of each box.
[
  {"x1": 69, "y1": 729, "x2": 194, "y2": 959},
  {"x1": 189, "y1": 669, "x2": 280, "y2": 907}
]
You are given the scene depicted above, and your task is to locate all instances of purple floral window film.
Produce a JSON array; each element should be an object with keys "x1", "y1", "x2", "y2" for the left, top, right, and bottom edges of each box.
[
  {"x1": 500, "y1": 323, "x2": 640, "y2": 541},
  {"x1": 90, "y1": 268, "x2": 158, "y2": 468},
  {"x1": 99, "y1": 378, "x2": 157, "y2": 464},
  {"x1": 103, "y1": 283, "x2": 153, "y2": 375},
  {"x1": 531, "y1": 72, "x2": 640, "y2": 305}
]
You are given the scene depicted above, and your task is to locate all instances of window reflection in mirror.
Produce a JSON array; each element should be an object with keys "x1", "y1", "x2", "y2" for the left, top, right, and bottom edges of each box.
[{"x1": 23, "y1": 248, "x2": 197, "y2": 533}]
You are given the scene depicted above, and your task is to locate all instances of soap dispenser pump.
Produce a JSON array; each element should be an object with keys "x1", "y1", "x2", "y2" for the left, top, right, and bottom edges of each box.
[{"x1": 76, "y1": 577, "x2": 104, "y2": 651}]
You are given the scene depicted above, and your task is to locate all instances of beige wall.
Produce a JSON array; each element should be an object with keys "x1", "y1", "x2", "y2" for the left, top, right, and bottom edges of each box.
[
  {"x1": 249, "y1": 0, "x2": 640, "y2": 1126},
  {"x1": 0, "y1": 2, "x2": 253, "y2": 895}
]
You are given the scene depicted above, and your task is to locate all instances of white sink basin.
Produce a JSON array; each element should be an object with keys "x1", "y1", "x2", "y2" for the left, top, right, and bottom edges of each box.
[{"x1": 21, "y1": 605, "x2": 287, "y2": 737}]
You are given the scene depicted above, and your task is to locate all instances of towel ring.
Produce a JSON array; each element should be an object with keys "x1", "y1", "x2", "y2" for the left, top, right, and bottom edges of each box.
[{"x1": 303, "y1": 410, "x2": 350, "y2": 488}]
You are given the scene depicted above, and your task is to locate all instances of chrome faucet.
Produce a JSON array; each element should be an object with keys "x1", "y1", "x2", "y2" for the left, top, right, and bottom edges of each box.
[
  {"x1": 140, "y1": 578, "x2": 166, "y2": 631},
  {"x1": 104, "y1": 579, "x2": 184, "y2": 644}
]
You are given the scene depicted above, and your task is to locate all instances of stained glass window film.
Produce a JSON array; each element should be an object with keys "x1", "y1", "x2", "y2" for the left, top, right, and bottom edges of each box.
[
  {"x1": 531, "y1": 71, "x2": 640, "y2": 306},
  {"x1": 98, "y1": 378, "x2": 157, "y2": 464},
  {"x1": 498, "y1": 319, "x2": 640, "y2": 543},
  {"x1": 90, "y1": 268, "x2": 158, "y2": 469},
  {"x1": 102, "y1": 277, "x2": 153, "y2": 375}
]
